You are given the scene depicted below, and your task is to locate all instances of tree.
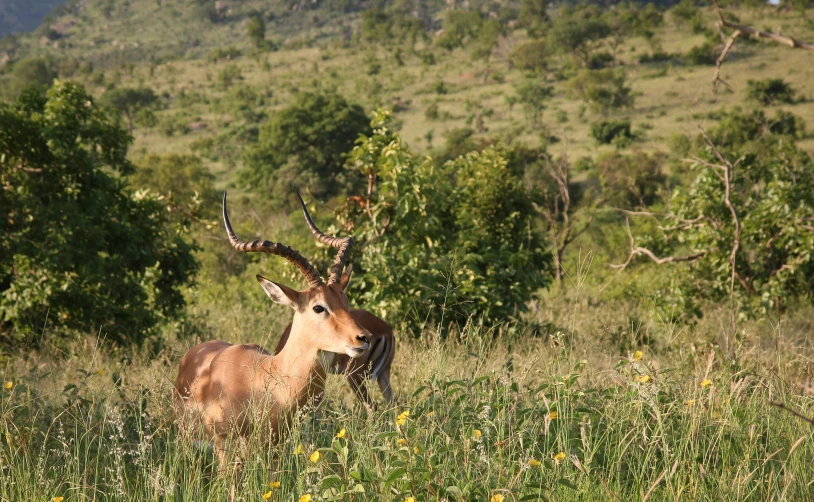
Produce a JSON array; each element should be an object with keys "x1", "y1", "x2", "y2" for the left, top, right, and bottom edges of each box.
[
  {"x1": 0, "y1": 82, "x2": 198, "y2": 347},
  {"x1": 548, "y1": 6, "x2": 611, "y2": 67},
  {"x1": 510, "y1": 40, "x2": 549, "y2": 71},
  {"x1": 529, "y1": 147, "x2": 603, "y2": 284},
  {"x1": 519, "y1": 0, "x2": 549, "y2": 38},
  {"x1": 240, "y1": 90, "x2": 370, "y2": 202},
  {"x1": 436, "y1": 10, "x2": 483, "y2": 51},
  {"x1": 2, "y1": 58, "x2": 56, "y2": 99},
  {"x1": 247, "y1": 15, "x2": 266, "y2": 48},
  {"x1": 100, "y1": 87, "x2": 158, "y2": 132},
  {"x1": 328, "y1": 111, "x2": 551, "y2": 330},
  {"x1": 615, "y1": 109, "x2": 814, "y2": 319},
  {"x1": 513, "y1": 76, "x2": 553, "y2": 128},
  {"x1": 567, "y1": 69, "x2": 634, "y2": 115},
  {"x1": 131, "y1": 153, "x2": 218, "y2": 220}
]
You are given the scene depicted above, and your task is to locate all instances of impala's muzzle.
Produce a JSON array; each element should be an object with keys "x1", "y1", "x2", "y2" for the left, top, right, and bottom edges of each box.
[{"x1": 345, "y1": 332, "x2": 371, "y2": 358}]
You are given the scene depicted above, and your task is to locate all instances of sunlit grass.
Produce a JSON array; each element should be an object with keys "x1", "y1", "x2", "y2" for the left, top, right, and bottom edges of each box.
[{"x1": 2, "y1": 308, "x2": 813, "y2": 500}]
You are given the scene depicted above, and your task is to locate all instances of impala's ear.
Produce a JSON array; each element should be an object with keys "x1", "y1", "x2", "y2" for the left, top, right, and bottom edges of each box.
[
  {"x1": 339, "y1": 263, "x2": 353, "y2": 291},
  {"x1": 256, "y1": 275, "x2": 300, "y2": 309}
]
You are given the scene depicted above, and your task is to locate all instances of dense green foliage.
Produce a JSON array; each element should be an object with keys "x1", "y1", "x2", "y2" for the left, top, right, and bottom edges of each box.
[
  {"x1": 590, "y1": 119, "x2": 633, "y2": 145},
  {"x1": 0, "y1": 57, "x2": 56, "y2": 99},
  {"x1": 240, "y1": 90, "x2": 370, "y2": 202},
  {"x1": 334, "y1": 112, "x2": 551, "y2": 329},
  {"x1": 746, "y1": 78, "x2": 797, "y2": 105},
  {"x1": 567, "y1": 69, "x2": 634, "y2": 115},
  {"x1": 0, "y1": 82, "x2": 198, "y2": 346},
  {"x1": 642, "y1": 109, "x2": 814, "y2": 317}
]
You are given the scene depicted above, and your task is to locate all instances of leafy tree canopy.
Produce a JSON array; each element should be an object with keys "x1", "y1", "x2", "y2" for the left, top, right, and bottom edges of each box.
[
  {"x1": 0, "y1": 82, "x2": 198, "y2": 347},
  {"x1": 326, "y1": 112, "x2": 552, "y2": 331},
  {"x1": 240, "y1": 90, "x2": 370, "y2": 203}
]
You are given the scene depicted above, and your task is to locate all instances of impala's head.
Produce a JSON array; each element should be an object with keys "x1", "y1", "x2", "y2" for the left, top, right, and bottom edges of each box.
[{"x1": 222, "y1": 190, "x2": 370, "y2": 358}]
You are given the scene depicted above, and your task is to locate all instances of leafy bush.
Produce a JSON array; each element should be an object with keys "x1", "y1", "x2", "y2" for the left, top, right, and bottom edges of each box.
[
  {"x1": 1, "y1": 58, "x2": 56, "y2": 99},
  {"x1": 567, "y1": 69, "x2": 634, "y2": 115},
  {"x1": 684, "y1": 41, "x2": 717, "y2": 65},
  {"x1": 240, "y1": 90, "x2": 370, "y2": 202},
  {"x1": 549, "y1": 5, "x2": 611, "y2": 67},
  {"x1": 131, "y1": 153, "x2": 218, "y2": 219},
  {"x1": 0, "y1": 82, "x2": 198, "y2": 347},
  {"x1": 100, "y1": 86, "x2": 158, "y2": 132},
  {"x1": 634, "y1": 109, "x2": 814, "y2": 316},
  {"x1": 746, "y1": 78, "x2": 797, "y2": 105},
  {"x1": 590, "y1": 119, "x2": 633, "y2": 144},
  {"x1": 513, "y1": 76, "x2": 553, "y2": 128},
  {"x1": 510, "y1": 40, "x2": 549, "y2": 71},
  {"x1": 329, "y1": 112, "x2": 552, "y2": 331}
]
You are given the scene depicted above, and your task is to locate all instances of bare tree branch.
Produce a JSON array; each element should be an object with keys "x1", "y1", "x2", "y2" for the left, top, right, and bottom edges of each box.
[{"x1": 711, "y1": 0, "x2": 814, "y2": 92}]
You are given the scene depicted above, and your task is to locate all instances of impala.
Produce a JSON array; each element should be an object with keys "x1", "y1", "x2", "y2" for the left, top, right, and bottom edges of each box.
[
  {"x1": 276, "y1": 308, "x2": 395, "y2": 405},
  {"x1": 174, "y1": 189, "x2": 371, "y2": 468}
]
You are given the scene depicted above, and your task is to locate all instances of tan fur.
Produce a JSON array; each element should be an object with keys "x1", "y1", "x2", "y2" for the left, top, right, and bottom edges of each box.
[
  {"x1": 174, "y1": 279, "x2": 371, "y2": 468},
  {"x1": 275, "y1": 309, "x2": 395, "y2": 405}
]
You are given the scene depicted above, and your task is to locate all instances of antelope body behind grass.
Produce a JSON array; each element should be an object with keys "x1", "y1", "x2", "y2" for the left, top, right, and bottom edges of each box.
[
  {"x1": 276, "y1": 308, "x2": 395, "y2": 405},
  {"x1": 174, "y1": 190, "x2": 370, "y2": 468}
]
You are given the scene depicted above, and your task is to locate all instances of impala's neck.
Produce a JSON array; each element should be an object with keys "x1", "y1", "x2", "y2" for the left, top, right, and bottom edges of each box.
[{"x1": 269, "y1": 318, "x2": 328, "y2": 407}]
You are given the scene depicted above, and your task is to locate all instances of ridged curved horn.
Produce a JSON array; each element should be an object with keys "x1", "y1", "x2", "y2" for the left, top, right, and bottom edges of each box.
[
  {"x1": 293, "y1": 187, "x2": 355, "y2": 285},
  {"x1": 223, "y1": 192, "x2": 323, "y2": 289}
]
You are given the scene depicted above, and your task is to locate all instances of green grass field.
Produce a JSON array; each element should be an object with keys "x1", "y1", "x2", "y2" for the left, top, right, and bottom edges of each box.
[{"x1": 2, "y1": 279, "x2": 814, "y2": 501}]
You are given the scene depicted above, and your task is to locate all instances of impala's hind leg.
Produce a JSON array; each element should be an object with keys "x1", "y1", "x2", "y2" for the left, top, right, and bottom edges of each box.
[{"x1": 377, "y1": 368, "x2": 394, "y2": 403}]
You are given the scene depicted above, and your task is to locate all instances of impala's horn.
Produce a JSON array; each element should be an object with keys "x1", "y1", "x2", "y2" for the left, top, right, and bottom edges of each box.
[
  {"x1": 293, "y1": 187, "x2": 355, "y2": 285},
  {"x1": 222, "y1": 191, "x2": 323, "y2": 288}
]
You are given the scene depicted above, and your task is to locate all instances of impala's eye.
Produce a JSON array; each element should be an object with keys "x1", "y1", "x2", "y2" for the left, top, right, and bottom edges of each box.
[{"x1": 313, "y1": 305, "x2": 326, "y2": 314}]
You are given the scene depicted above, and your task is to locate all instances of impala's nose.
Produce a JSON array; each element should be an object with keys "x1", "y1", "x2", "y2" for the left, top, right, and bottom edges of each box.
[{"x1": 357, "y1": 333, "x2": 370, "y2": 345}]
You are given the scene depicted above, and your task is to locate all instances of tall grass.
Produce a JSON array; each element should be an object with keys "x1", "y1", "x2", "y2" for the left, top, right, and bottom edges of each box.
[{"x1": 2, "y1": 301, "x2": 813, "y2": 501}]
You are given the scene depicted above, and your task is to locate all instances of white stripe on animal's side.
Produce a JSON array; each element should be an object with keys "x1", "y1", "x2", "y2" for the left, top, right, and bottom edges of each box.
[{"x1": 369, "y1": 336, "x2": 388, "y2": 380}]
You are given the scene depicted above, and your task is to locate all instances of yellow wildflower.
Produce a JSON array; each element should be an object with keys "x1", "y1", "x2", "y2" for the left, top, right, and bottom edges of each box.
[
  {"x1": 413, "y1": 446, "x2": 419, "y2": 454},
  {"x1": 294, "y1": 444, "x2": 303, "y2": 454},
  {"x1": 490, "y1": 494, "x2": 505, "y2": 502},
  {"x1": 52, "y1": 498, "x2": 64, "y2": 502},
  {"x1": 268, "y1": 481, "x2": 281, "y2": 489},
  {"x1": 701, "y1": 379, "x2": 712, "y2": 388},
  {"x1": 549, "y1": 411, "x2": 558, "y2": 420},
  {"x1": 397, "y1": 438, "x2": 407, "y2": 446},
  {"x1": 553, "y1": 451, "x2": 566, "y2": 462},
  {"x1": 299, "y1": 495, "x2": 312, "y2": 502},
  {"x1": 396, "y1": 410, "x2": 410, "y2": 426},
  {"x1": 263, "y1": 491, "x2": 272, "y2": 500},
  {"x1": 528, "y1": 458, "x2": 542, "y2": 467},
  {"x1": 633, "y1": 350, "x2": 643, "y2": 361},
  {"x1": 686, "y1": 399, "x2": 695, "y2": 407},
  {"x1": 635, "y1": 375, "x2": 651, "y2": 383},
  {"x1": 427, "y1": 411, "x2": 435, "y2": 417},
  {"x1": 405, "y1": 497, "x2": 416, "y2": 502},
  {"x1": 473, "y1": 429, "x2": 482, "y2": 438},
  {"x1": 335, "y1": 428, "x2": 346, "y2": 439},
  {"x1": 309, "y1": 451, "x2": 320, "y2": 463},
  {"x1": 3, "y1": 381, "x2": 12, "y2": 390},
  {"x1": 97, "y1": 369, "x2": 105, "y2": 376}
]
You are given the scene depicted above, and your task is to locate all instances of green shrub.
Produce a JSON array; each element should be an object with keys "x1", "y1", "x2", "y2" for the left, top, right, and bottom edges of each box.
[
  {"x1": 331, "y1": 112, "x2": 552, "y2": 330},
  {"x1": 684, "y1": 41, "x2": 717, "y2": 65},
  {"x1": 746, "y1": 78, "x2": 797, "y2": 105},
  {"x1": 510, "y1": 40, "x2": 549, "y2": 71},
  {"x1": 590, "y1": 119, "x2": 633, "y2": 144}
]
